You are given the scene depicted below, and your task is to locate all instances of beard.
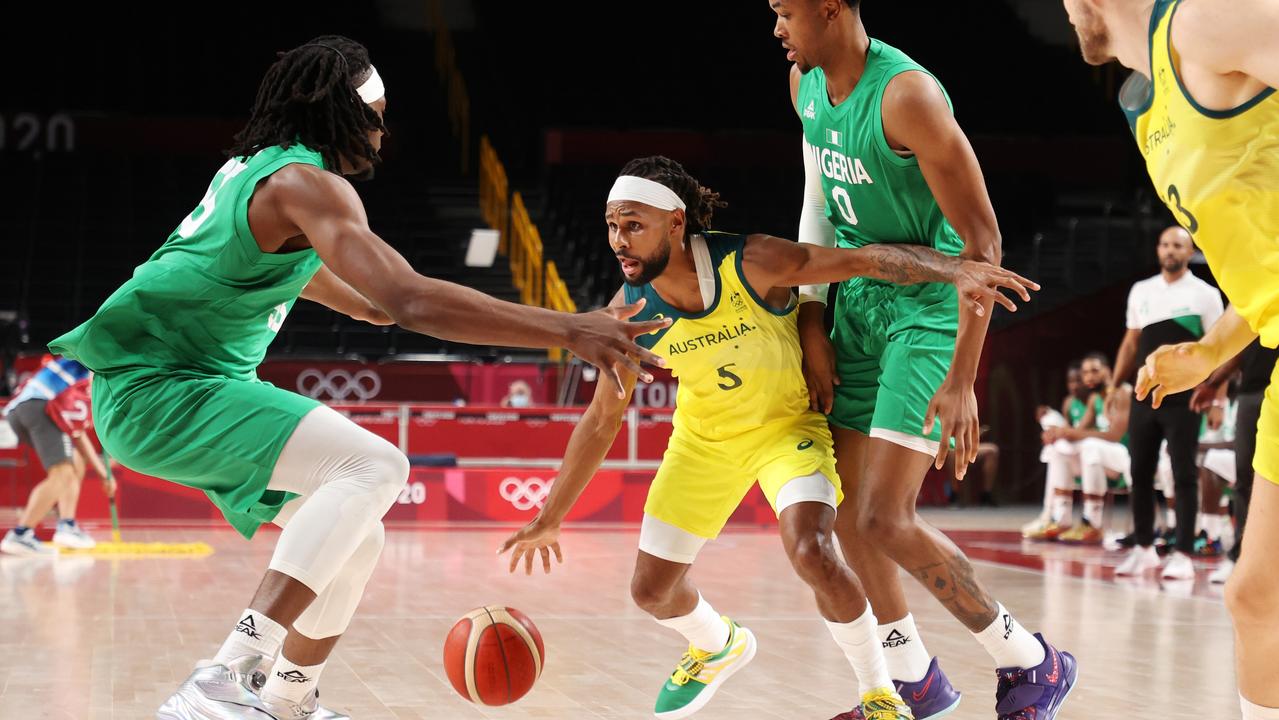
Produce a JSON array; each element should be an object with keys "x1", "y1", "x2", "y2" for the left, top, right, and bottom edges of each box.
[
  {"x1": 620, "y1": 235, "x2": 672, "y2": 287},
  {"x1": 1161, "y1": 257, "x2": 1188, "y2": 273},
  {"x1": 1072, "y1": 7, "x2": 1114, "y2": 65}
]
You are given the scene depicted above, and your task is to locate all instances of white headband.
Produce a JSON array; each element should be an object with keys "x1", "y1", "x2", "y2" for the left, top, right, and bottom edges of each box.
[
  {"x1": 607, "y1": 175, "x2": 686, "y2": 211},
  {"x1": 357, "y1": 66, "x2": 385, "y2": 104}
]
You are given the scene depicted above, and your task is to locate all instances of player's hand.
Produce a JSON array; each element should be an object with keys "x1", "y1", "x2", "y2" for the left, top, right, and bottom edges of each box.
[
  {"x1": 798, "y1": 314, "x2": 839, "y2": 414},
  {"x1": 1207, "y1": 404, "x2": 1224, "y2": 430},
  {"x1": 568, "y1": 299, "x2": 671, "y2": 398},
  {"x1": 498, "y1": 516, "x2": 563, "y2": 576},
  {"x1": 1189, "y1": 381, "x2": 1222, "y2": 413},
  {"x1": 951, "y1": 260, "x2": 1039, "y2": 316},
  {"x1": 923, "y1": 375, "x2": 979, "y2": 480},
  {"x1": 1135, "y1": 341, "x2": 1218, "y2": 408},
  {"x1": 102, "y1": 475, "x2": 118, "y2": 498}
]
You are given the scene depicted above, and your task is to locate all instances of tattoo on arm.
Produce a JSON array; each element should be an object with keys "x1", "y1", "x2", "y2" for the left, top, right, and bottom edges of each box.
[
  {"x1": 862, "y1": 244, "x2": 957, "y2": 285},
  {"x1": 909, "y1": 550, "x2": 999, "y2": 632}
]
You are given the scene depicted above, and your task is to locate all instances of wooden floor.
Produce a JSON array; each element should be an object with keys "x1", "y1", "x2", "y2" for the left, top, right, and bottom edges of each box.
[{"x1": 0, "y1": 509, "x2": 1238, "y2": 719}]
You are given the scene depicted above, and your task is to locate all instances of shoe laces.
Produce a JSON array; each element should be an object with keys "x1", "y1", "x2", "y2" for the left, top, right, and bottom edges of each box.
[
  {"x1": 669, "y1": 644, "x2": 715, "y2": 686},
  {"x1": 860, "y1": 687, "x2": 913, "y2": 719},
  {"x1": 995, "y1": 669, "x2": 1039, "y2": 720}
]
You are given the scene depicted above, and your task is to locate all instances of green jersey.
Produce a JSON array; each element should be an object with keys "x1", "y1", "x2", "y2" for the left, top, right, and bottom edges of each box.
[
  {"x1": 51, "y1": 144, "x2": 325, "y2": 379},
  {"x1": 1068, "y1": 397, "x2": 1088, "y2": 427},
  {"x1": 805, "y1": 40, "x2": 967, "y2": 438},
  {"x1": 49, "y1": 144, "x2": 329, "y2": 538},
  {"x1": 796, "y1": 39, "x2": 963, "y2": 257}
]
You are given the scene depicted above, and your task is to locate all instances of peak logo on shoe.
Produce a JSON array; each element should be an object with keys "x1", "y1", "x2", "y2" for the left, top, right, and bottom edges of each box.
[
  {"x1": 234, "y1": 616, "x2": 262, "y2": 640},
  {"x1": 882, "y1": 629, "x2": 910, "y2": 648},
  {"x1": 277, "y1": 670, "x2": 310, "y2": 683}
]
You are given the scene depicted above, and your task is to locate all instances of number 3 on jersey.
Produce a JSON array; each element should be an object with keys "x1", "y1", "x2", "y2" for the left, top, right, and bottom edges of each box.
[
  {"x1": 830, "y1": 186, "x2": 858, "y2": 225},
  {"x1": 178, "y1": 158, "x2": 249, "y2": 238}
]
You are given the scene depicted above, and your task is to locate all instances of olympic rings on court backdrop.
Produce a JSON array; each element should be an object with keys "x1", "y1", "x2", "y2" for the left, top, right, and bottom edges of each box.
[
  {"x1": 297, "y1": 369, "x2": 383, "y2": 401},
  {"x1": 499, "y1": 476, "x2": 552, "y2": 511}
]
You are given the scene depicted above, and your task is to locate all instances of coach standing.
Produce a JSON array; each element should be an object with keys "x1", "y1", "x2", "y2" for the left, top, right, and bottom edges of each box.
[{"x1": 1111, "y1": 226, "x2": 1224, "y2": 580}]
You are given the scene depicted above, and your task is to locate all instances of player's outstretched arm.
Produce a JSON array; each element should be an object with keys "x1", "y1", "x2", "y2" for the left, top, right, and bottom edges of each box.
[
  {"x1": 300, "y1": 265, "x2": 394, "y2": 325},
  {"x1": 741, "y1": 234, "x2": 1038, "y2": 315},
  {"x1": 269, "y1": 165, "x2": 669, "y2": 397},
  {"x1": 884, "y1": 70, "x2": 1004, "y2": 475},
  {"x1": 498, "y1": 291, "x2": 638, "y2": 574}
]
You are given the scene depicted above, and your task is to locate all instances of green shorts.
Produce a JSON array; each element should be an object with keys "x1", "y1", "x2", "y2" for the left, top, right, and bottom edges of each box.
[
  {"x1": 92, "y1": 370, "x2": 320, "y2": 539},
  {"x1": 828, "y1": 278, "x2": 957, "y2": 448}
]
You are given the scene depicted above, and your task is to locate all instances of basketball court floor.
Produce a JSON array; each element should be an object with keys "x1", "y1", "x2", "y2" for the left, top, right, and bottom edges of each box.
[{"x1": 0, "y1": 508, "x2": 1234, "y2": 719}]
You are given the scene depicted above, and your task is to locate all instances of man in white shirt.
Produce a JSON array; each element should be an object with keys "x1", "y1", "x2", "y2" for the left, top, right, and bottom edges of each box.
[{"x1": 1110, "y1": 227, "x2": 1225, "y2": 579}]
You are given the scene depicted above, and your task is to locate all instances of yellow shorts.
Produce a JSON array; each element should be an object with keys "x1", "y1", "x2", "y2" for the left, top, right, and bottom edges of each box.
[
  {"x1": 1253, "y1": 360, "x2": 1279, "y2": 485},
  {"x1": 643, "y1": 411, "x2": 842, "y2": 539}
]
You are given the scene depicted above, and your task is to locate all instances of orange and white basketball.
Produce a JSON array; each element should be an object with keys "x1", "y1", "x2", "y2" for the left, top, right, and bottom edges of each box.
[{"x1": 443, "y1": 605, "x2": 545, "y2": 706}]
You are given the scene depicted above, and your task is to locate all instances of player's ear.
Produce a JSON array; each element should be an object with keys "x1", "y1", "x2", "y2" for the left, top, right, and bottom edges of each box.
[{"x1": 670, "y1": 207, "x2": 686, "y2": 238}]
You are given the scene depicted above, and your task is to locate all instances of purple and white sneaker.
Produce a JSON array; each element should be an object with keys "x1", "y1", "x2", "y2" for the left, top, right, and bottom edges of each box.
[
  {"x1": 995, "y1": 634, "x2": 1077, "y2": 720},
  {"x1": 829, "y1": 656, "x2": 962, "y2": 720}
]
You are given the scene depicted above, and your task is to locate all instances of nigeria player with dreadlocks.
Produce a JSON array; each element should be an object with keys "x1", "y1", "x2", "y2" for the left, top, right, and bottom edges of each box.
[{"x1": 50, "y1": 36, "x2": 668, "y2": 719}]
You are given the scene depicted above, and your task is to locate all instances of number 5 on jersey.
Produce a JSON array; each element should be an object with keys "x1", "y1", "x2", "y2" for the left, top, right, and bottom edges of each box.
[{"x1": 717, "y1": 364, "x2": 743, "y2": 391}]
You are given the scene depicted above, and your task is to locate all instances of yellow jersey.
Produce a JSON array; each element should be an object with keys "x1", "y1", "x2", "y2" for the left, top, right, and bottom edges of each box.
[
  {"x1": 1123, "y1": 0, "x2": 1279, "y2": 346},
  {"x1": 625, "y1": 232, "x2": 813, "y2": 441}
]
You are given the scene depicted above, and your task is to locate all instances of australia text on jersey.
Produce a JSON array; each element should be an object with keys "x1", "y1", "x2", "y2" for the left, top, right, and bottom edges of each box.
[{"x1": 667, "y1": 322, "x2": 757, "y2": 356}]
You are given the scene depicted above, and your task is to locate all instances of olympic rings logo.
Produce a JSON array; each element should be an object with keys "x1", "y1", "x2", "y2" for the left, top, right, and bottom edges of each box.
[
  {"x1": 499, "y1": 476, "x2": 552, "y2": 511},
  {"x1": 297, "y1": 369, "x2": 383, "y2": 401}
]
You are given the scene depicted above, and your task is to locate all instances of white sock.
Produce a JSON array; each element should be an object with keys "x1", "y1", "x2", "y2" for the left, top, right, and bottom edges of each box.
[
  {"x1": 213, "y1": 609, "x2": 288, "y2": 665},
  {"x1": 827, "y1": 605, "x2": 893, "y2": 695},
  {"x1": 655, "y1": 594, "x2": 729, "y2": 653},
  {"x1": 1198, "y1": 513, "x2": 1215, "y2": 539},
  {"x1": 972, "y1": 603, "x2": 1045, "y2": 669},
  {"x1": 878, "y1": 614, "x2": 931, "y2": 683},
  {"x1": 1083, "y1": 498, "x2": 1104, "y2": 526},
  {"x1": 1241, "y1": 694, "x2": 1279, "y2": 719},
  {"x1": 1165, "y1": 507, "x2": 1177, "y2": 530},
  {"x1": 262, "y1": 654, "x2": 325, "y2": 704},
  {"x1": 1050, "y1": 494, "x2": 1072, "y2": 525}
]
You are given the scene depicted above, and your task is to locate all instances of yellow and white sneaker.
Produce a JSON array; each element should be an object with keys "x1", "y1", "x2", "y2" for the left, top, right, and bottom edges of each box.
[
  {"x1": 653, "y1": 617, "x2": 757, "y2": 719},
  {"x1": 860, "y1": 687, "x2": 914, "y2": 720}
]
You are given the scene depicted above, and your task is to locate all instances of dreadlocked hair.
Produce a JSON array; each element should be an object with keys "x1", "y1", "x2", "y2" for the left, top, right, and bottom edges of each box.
[
  {"x1": 618, "y1": 156, "x2": 727, "y2": 235},
  {"x1": 227, "y1": 35, "x2": 385, "y2": 173}
]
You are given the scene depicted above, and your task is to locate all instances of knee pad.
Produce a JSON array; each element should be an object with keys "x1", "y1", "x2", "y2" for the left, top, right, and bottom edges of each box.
[{"x1": 292, "y1": 522, "x2": 387, "y2": 639}]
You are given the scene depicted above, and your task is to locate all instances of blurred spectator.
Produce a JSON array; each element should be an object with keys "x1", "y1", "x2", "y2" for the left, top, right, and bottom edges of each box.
[{"x1": 501, "y1": 380, "x2": 534, "y2": 408}]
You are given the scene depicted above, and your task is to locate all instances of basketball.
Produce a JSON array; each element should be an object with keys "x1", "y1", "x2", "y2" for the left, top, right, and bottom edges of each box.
[{"x1": 443, "y1": 605, "x2": 545, "y2": 706}]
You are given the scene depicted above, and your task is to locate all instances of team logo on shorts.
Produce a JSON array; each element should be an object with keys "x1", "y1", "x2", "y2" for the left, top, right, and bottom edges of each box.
[{"x1": 797, "y1": 439, "x2": 814, "y2": 450}]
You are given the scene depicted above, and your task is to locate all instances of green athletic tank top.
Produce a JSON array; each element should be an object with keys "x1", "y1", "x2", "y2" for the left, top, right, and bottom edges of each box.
[
  {"x1": 50, "y1": 144, "x2": 326, "y2": 380},
  {"x1": 1068, "y1": 397, "x2": 1088, "y2": 427},
  {"x1": 795, "y1": 40, "x2": 964, "y2": 257}
]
